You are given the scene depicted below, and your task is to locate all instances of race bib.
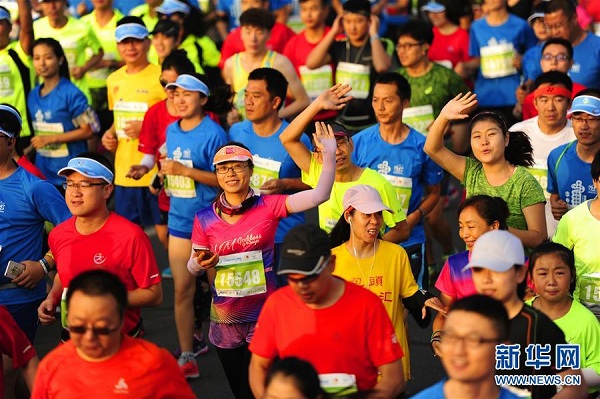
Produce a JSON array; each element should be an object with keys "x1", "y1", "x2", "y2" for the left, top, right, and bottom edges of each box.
[
  {"x1": 480, "y1": 42, "x2": 516, "y2": 78},
  {"x1": 114, "y1": 101, "x2": 148, "y2": 139},
  {"x1": 33, "y1": 121, "x2": 68, "y2": 158},
  {"x1": 403, "y1": 105, "x2": 434, "y2": 136},
  {"x1": 0, "y1": 62, "x2": 14, "y2": 97},
  {"x1": 165, "y1": 159, "x2": 196, "y2": 198},
  {"x1": 214, "y1": 250, "x2": 267, "y2": 297},
  {"x1": 335, "y1": 62, "x2": 370, "y2": 99},
  {"x1": 579, "y1": 274, "x2": 600, "y2": 306},
  {"x1": 61, "y1": 39, "x2": 78, "y2": 66},
  {"x1": 319, "y1": 373, "x2": 358, "y2": 395},
  {"x1": 287, "y1": 15, "x2": 304, "y2": 33},
  {"x1": 299, "y1": 65, "x2": 333, "y2": 100},
  {"x1": 527, "y1": 159, "x2": 549, "y2": 200},
  {"x1": 382, "y1": 175, "x2": 412, "y2": 216},
  {"x1": 250, "y1": 155, "x2": 281, "y2": 193}
]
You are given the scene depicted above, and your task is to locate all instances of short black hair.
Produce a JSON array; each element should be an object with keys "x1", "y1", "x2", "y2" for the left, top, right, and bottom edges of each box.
[
  {"x1": 573, "y1": 88, "x2": 600, "y2": 99},
  {"x1": 239, "y1": 8, "x2": 275, "y2": 31},
  {"x1": 0, "y1": 103, "x2": 22, "y2": 139},
  {"x1": 161, "y1": 49, "x2": 196, "y2": 74},
  {"x1": 248, "y1": 67, "x2": 288, "y2": 110},
  {"x1": 343, "y1": 0, "x2": 370, "y2": 16},
  {"x1": 541, "y1": 37, "x2": 574, "y2": 60},
  {"x1": 533, "y1": 70, "x2": 573, "y2": 92},
  {"x1": 529, "y1": 241, "x2": 576, "y2": 294},
  {"x1": 397, "y1": 19, "x2": 434, "y2": 46},
  {"x1": 374, "y1": 72, "x2": 411, "y2": 101},
  {"x1": 299, "y1": 0, "x2": 328, "y2": 6},
  {"x1": 117, "y1": 15, "x2": 146, "y2": 28},
  {"x1": 544, "y1": 0, "x2": 577, "y2": 18},
  {"x1": 457, "y1": 195, "x2": 510, "y2": 230},
  {"x1": 449, "y1": 294, "x2": 510, "y2": 341},
  {"x1": 66, "y1": 270, "x2": 128, "y2": 321},
  {"x1": 265, "y1": 357, "x2": 325, "y2": 399}
]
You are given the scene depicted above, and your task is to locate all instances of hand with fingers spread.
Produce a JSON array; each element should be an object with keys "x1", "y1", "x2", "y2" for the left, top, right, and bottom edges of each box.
[
  {"x1": 439, "y1": 92, "x2": 478, "y2": 121},
  {"x1": 315, "y1": 84, "x2": 354, "y2": 112},
  {"x1": 313, "y1": 121, "x2": 337, "y2": 156}
]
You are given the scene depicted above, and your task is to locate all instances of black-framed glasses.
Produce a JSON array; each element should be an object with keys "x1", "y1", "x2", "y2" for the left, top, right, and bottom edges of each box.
[
  {"x1": 63, "y1": 181, "x2": 108, "y2": 190},
  {"x1": 215, "y1": 164, "x2": 249, "y2": 174},
  {"x1": 439, "y1": 331, "x2": 500, "y2": 349},
  {"x1": 396, "y1": 42, "x2": 423, "y2": 51},
  {"x1": 68, "y1": 325, "x2": 120, "y2": 336},
  {"x1": 541, "y1": 54, "x2": 570, "y2": 62},
  {"x1": 313, "y1": 137, "x2": 349, "y2": 152}
]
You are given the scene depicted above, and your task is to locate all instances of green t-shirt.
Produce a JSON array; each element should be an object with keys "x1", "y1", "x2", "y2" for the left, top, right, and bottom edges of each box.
[
  {"x1": 80, "y1": 10, "x2": 123, "y2": 89},
  {"x1": 33, "y1": 16, "x2": 103, "y2": 101},
  {"x1": 302, "y1": 155, "x2": 405, "y2": 233},
  {"x1": 129, "y1": 4, "x2": 158, "y2": 31},
  {"x1": 462, "y1": 157, "x2": 545, "y2": 231},
  {"x1": 0, "y1": 41, "x2": 33, "y2": 138}
]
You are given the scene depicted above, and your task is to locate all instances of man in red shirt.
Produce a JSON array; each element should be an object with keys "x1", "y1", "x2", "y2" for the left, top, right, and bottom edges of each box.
[{"x1": 248, "y1": 224, "x2": 405, "y2": 399}]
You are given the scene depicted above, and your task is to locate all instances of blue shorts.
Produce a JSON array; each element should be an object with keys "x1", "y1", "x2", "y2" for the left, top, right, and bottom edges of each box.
[
  {"x1": 115, "y1": 186, "x2": 161, "y2": 226},
  {"x1": 7, "y1": 299, "x2": 43, "y2": 343}
]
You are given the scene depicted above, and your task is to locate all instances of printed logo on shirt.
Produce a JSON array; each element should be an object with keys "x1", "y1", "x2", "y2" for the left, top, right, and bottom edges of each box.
[
  {"x1": 113, "y1": 378, "x2": 129, "y2": 394},
  {"x1": 94, "y1": 253, "x2": 107, "y2": 265},
  {"x1": 377, "y1": 160, "x2": 391, "y2": 174},
  {"x1": 393, "y1": 164, "x2": 404, "y2": 175},
  {"x1": 173, "y1": 147, "x2": 182, "y2": 161},
  {"x1": 571, "y1": 63, "x2": 581, "y2": 74},
  {"x1": 564, "y1": 180, "x2": 587, "y2": 207},
  {"x1": 0, "y1": 201, "x2": 5, "y2": 213}
]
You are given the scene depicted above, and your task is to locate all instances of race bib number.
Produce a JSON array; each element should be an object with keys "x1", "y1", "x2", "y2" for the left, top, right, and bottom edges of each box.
[
  {"x1": 319, "y1": 373, "x2": 358, "y2": 395},
  {"x1": 61, "y1": 39, "x2": 78, "y2": 66},
  {"x1": 480, "y1": 42, "x2": 516, "y2": 79},
  {"x1": 214, "y1": 251, "x2": 267, "y2": 297},
  {"x1": 403, "y1": 105, "x2": 434, "y2": 136},
  {"x1": 335, "y1": 62, "x2": 370, "y2": 100},
  {"x1": 299, "y1": 65, "x2": 333, "y2": 100},
  {"x1": 579, "y1": 274, "x2": 600, "y2": 306},
  {"x1": 382, "y1": 175, "x2": 412, "y2": 216},
  {"x1": 528, "y1": 159, "x2": 549, "y2": 200},
  {"x1": 250, "y1": 155, "x2": 281, "y2": 193},
  {"x1": 114, "y1": 101, "x2": 148, "y2": 139},
  {"x1": 33, "y1": 121, "x2": 68, "y2": 158},
  {"x1": 165, "y1": 159, "x2": 196, "y2": 198},
  {"x1": 0, "y1": 62, "x2": 14, "y2": 97}
]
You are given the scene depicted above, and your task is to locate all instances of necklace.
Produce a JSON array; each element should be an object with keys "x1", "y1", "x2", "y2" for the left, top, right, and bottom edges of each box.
[{"x1": 351, "y1": 237, "x2": 378, "y2": 288}]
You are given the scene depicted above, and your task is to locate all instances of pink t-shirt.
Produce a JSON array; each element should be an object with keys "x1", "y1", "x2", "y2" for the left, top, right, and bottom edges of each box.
[{"x1": 435, "y1": 251, "x2": 477, "y2": 300}]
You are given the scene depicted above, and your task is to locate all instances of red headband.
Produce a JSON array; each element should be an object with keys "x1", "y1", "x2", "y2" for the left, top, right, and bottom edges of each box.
[{"x1": 533, "y1": 85, "x2": 572, "y2": 100}]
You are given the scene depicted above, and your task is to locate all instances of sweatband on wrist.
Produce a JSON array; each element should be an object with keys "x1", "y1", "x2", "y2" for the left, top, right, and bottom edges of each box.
[
  {"x1": 186, "y1": 258, "x2": 205, "y2": 277},
  {"x1": 533, "y1": 85, "x2": 572, "y2": 100},
  {"x1": 140, "y1": 154, "x2": 156, "y2": 170},
  {"x1": 286, "y1": 138, "x2": 336, "y2": 213}
]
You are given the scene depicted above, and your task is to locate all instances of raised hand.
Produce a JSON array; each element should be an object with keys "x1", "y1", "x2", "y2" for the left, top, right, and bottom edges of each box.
[
  {"x1": 316, "y1": 83, "x2": 353, "y2": 111},
  {"x1": 439, "y1": 92, "x2": 478, "y2": 121}
]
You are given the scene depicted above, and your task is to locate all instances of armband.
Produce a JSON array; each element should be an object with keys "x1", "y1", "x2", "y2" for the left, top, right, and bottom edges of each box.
[{"x1": 39, "y1": 258, "x2": 50, "y2": 274}]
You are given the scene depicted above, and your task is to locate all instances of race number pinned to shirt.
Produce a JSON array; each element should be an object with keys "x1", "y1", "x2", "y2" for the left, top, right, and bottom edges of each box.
[
  {"x1": 480, "y1": 41, "x2": 517, "y2": 79},
  {"x1": 250, "y1": 155, "x2": 282, "y2": 194},
  {"x1": 319, "y1": 373, "x2": 358, "y2": 395},
  {"x1": 0, "y1": 62, "x2": 14, "y2": 97},
  {"x1": 528, "y1": 159, "x2": 549, "y2": 200},
  {"x1": 165, "y1": 159, "x2": 196, "y2": 198},
  {"x1": 61, "y1": 39, "x2": 78, "y2": 67},
  {"x1": 382, "y1": 175, "x2": 412, "y2": 216},
  {"x1": 299, "y1": 65, "x2": 333, "y2": 101},
  {"x1": 403, "y1": 105, "x2": 434, "y2": 136},
  {"x1": 335, "y1": 62, "x2": 370, "y2": 99},
  {"x1": 579, "y1": 273, "x2": 600, "y2": 307},
  {"x1": 113, "y1": 101, "x2": 148, "y2": 140},
  {"x1": 214, "y1": 250, "x2": 267, "y2": 297},
  {"x1": 33, "y1": 121, "x2": 68, "y2": 158}
]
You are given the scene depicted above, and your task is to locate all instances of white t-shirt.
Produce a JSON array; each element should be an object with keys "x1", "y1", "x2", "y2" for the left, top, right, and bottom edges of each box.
[{"x1": 509, "y1": 117, "x2": 575, "y2": 237}]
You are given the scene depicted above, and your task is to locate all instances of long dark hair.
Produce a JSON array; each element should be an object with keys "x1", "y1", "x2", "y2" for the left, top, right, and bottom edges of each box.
[
  {"x1": 469, "y1": 112, "x2": 534, "y2": 167},
  {"x1": 32, "y1": 37, "x2": 70, "y2": 80}
]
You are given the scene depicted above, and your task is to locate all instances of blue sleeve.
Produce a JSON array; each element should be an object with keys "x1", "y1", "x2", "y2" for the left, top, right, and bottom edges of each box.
[
  {"x1": 423, "y1": 152, "x2": 444, "y2": 186},
  {"x1": 68, "y1": 85, "x2": 91, "y2": 118},
  {"x1": 521, "y1": 24, "x2": 538, "y2": 53},
  {"x1": 269, "y1": 0, "x2": 292, "y2": 10},
  {"x1": 522, "y1": 46, "x2": 542, "y2": 81},
  {"x1": 300, "y1": 133, "x2": 312, "y2": 152},
  {"x1": 30, "y1": 181, "x2": 71, "y2": 225},
  {"x1": 217, "y1": 0, "x2": 231, "y2": 13},
  {"x1": 546, "y1": 148, "x2": 559, "y2": 194},
  {"x1": 468, "y1": 25, "x2": 480, "y2": 58}
]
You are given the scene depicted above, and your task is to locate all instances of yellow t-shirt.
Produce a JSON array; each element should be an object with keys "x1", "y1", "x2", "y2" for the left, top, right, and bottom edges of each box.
[
  {"x1": 332, "y1": 240, "x2": 418, "y2": 380},
  {"x1": 302, "y1": 155, "x2": 405, "y2": 233},
  {"x1": 107, "y1": 63, "x2": 165, "y2": 187}
]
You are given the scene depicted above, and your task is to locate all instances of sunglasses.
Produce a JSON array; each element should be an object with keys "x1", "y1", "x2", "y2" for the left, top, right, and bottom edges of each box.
[
  {"x1": 68, "y1": 325, "x2": 120, "y2": 336},
  {"x1": 286, "y1": 273, "x2": 321, "y2": 284}
]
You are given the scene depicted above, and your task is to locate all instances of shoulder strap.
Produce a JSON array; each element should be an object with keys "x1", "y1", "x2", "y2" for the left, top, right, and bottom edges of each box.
[
  {"x1": 193, "y1": 41, "x2": 205, "y2": 70},
  {"x1": 553, "y1": 140, "x2": 576, "y2": 176},
  {"x1": 7, "y1": 48, "x2": 34, "y2": 135}
]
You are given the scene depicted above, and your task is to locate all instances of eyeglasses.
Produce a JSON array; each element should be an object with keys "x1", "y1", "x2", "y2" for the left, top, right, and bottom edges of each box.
[
  {"x1": 541, "y1": 54, "x2": 570, "y2": 62},
  {"x1": 63, "y1": 181, "x2": 108, "y2": 190},
  {"x1": 68, "y1": 325, "x2": 120, "y2": 336},
  {"x1": 396, "y1": 42, "x2": 423, "y2": 51},
  {"x1": 313, "y1": 138, "x2": 349, "y2": 152},
  {"x1": 215, "y1": 164, "x2": 249, "y2": 174},
  {"x1": 439, "y1": 331, "x2": 500, "y2": 349},
  {"x1": 546, "y1": 20, "x2": 569, "y2": 32},
  {"x1": 571, "y1": 116, "x2": 600, "y2": 124}
]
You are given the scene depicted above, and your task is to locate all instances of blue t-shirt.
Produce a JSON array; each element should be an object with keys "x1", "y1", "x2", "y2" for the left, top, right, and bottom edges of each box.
[
  {"x1": 411, "y1": 380, "x2": 523, "y2": 399},
  {"x1": 352, "y1": 125, "x2": 443, "y2": 247},
  {"x1": 165, "y1": 117, "x2": 228, "y2": 234},
  {"x1": 547, "y1": 141, "x2": 597, "y2": 207},
  {"x1": 28, "y1": 77, "x2": 90, "y2": 186},
  {"x1": 569, "y1": 33, "x2": 600, "y2": 87},
  {"x1": 469, "y1": 14, "x2": 537, "y2": 107},
  {"x1": 217, "y1": 0, "x2": 292, "y2": 29},
  {"x1": 522, "y1": 42, "x2": 542, "y2": 82},
  {"x1": 0, "y1": 167, "x2": 71, "y2": 305},
  {"x1": 229, "y1": 120, "x2": 311, "y2": 244}
]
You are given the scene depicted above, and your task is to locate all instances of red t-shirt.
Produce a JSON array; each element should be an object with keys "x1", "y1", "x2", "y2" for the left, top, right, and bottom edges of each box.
[
  {"x1": 17, "y1": 156, "x2": 46, "y2": 180},
  {"x1": 49, "y1": 213, "x2": 161, "y2": 333},
  {"x1": 249, "y1": 280, "x2": 403, "y2": 391},
  {"x1": 31, "y1": 336, "x2": 195, "y2": 399},
  {"x1": 429, "y1": 26, "x2": 470, "y2": 68},
  {"x1": 0, "y1": 306, "x2": 36, "y2": 395},
  {"x1": 218, "y1": 22, "x2": 297, "y2": 68},
  {"x1": 522, "y1": 82, "x2": 587, "y2": 120}
]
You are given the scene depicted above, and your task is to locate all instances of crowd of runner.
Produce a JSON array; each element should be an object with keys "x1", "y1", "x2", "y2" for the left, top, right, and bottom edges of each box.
[{"x1": 0, "y1": 0, "x2": 599, "y2": 397}]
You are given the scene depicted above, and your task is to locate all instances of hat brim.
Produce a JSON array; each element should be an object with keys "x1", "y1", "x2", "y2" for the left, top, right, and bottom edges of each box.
[
  {"x1": 353, "y1": 204, "x2": 394, "y2": 214},
  {"x1": 116, "y1": 33, "x2": 147, "y2": 42},
  {"x1": 421, "y1": 4, "x2": 446, "y2": 12},
  {"x1": 277, "y1": 254, "x2": 329, "y2": 275},
  {"x1": 57, "y1": 167, "x2": 112, "y2": 184},
  {"x1": 213, "y1": 155, "x2": 252, "y2": 166},
  {"x1": 462, "y1": 258, "x2": 514, "y2": 273},
  {"x1": 165, "y1": 82, "x2": 209, "y2": 96}
]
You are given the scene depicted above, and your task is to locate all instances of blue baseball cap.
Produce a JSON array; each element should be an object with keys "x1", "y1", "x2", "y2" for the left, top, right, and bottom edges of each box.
[
  {"x1": 567, "y1": 95, "x2": 600, "y2": 117},
  {"x1": 0, "y1": 105, "x2": 22, "y2": 138},
  {"x1": 115, "y1": 23, "x2": 149, "y2": 42},
  {"x1": 0, "y1": 7, "x2": 11, "y2": 22},
  {"x1": 156, "y1": 0, "x2": 191, "y2": 16},
  {"x1": 58, "y1": 157, "x2": 114, "y2": 184},
  {"x1": 421, "y1": 1, "x2": 445, "y2": 12},
  {"x1": 166, "y1": 74, "x2": 210, "y2": 96}
]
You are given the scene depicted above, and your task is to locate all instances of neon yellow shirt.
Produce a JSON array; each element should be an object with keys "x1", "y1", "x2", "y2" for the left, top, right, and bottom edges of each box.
[
  {"x1": 80, "y1": 9, "x2": 123, "y2": 89},
  {"x1": 129, "y1": 4, "x2": 159, "y2": 31},
  {"x1": 0, "y1": 41, "x2": 34, "y2": 138},
  {"x1": 302, "y1": 155, "x2": 405, "y2": 233},
  {"x1": 333, "y1": 240, "x2": 418, "y2": 380},
  {"x1": 33, "y1": 16, "x2": 103, "y2": 101},
  {"x1": 148, "y1": 34, "x2": 221, "y2": 74},
  {"x1": 107, "y1": 63, "x2": 165, "y2": 187}
]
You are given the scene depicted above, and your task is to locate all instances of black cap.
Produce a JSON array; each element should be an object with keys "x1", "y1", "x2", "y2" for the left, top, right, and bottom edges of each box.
[
  {"x1": 343, "y1": 0, "x2": 371, "y2": 17},
  {"x1": 151, "y1": 19, "x2": 180, "y2": 38},
  {"x1": 278, "y1": 225, "x2": 331, "y2": 276}
]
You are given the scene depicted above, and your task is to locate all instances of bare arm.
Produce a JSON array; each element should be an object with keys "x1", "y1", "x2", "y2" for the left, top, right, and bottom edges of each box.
[
  {"x1": 127, "y1": 283, "x2": 162, "y2": 308},
  {"x1": 273, "y1": 4, "x2": 292, "y2": 24},
  {"x1": 38, "y1": 273, "x2": 63, "y2": 325},
  {"x1": 406, "y1": 184, "x2": 440, "y2": 230},
  {"x1": 431, "y1": 292, "x2": 454, "y2": 356},
  {"x1": 382, "y1": 220, "x2": 409, "y2": 244},
  {"x1": 30, "y1": 125, "x2": 93, "y2": 150},
  {"x1": 508, "y1": 202, "x2": 547, "y2": 249},
  {"x1": 17, "y1": 0, "x2": 34, "y2": 55},
  {"x1": 22, "y1": 355, "x2": 39, "y2": 392},
  {"x1": 424, "y1": 92, "x2": 478, "y2": 182},
  {"x1": 369, "y1": 16, "x2": 391, "y2": 73},
  {"x1": 277, "y1": 55, "x2": 310, "y2": 119},
  {"x1": 222, "y1": 57, "x2": 233, "y2": 85},
  {"x1": 249, "y1": 354, "x2": 273, "y2": 399},
  {"x1": 305, "y1": 15, "x2": 341, "y2": 69},
  {"x1": 259, "y1": 178, "x2": 311, "y2": 195},
  {"x1": 72, "y1": 50, "x2": 104, "y2": 80},
  {"x1": 554, "y1": 369, "x2": 587, "y2": 398},
  {"x1": 373, "y1": 360, "x2": 405, "y2": 398},
  {"x1": 549, "y1": 193, "x2": 569, "y2": 221}
]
